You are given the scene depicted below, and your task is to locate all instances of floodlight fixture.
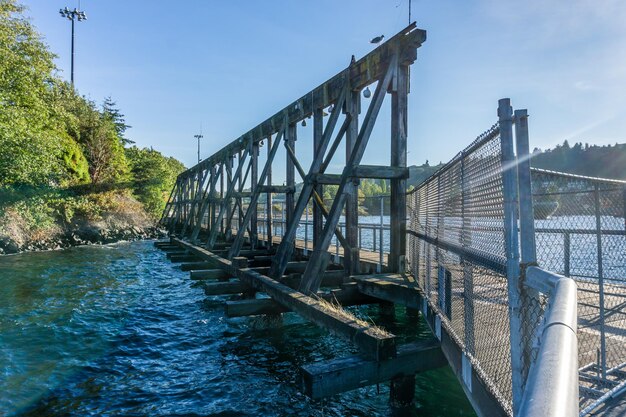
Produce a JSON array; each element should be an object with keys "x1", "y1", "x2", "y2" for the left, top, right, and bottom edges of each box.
[{"x1": 59, "y1": 6, "x2": 87, "y2": 85}]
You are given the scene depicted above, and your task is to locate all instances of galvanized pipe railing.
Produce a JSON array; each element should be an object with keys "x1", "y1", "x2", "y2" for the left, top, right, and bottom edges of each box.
[{"x1": 519, "y1": 266, "x2": 579, "y2": 417}]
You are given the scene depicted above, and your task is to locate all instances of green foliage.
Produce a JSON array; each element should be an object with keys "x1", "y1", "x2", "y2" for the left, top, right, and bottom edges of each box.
[
  {"x1": 0, "y1": 0, "x2": 65, "y2": 186},
  {"x1": 0, "y1": 0, "x2": 185, "y2": 235},
  {"x1": 531, "y1": 141, "x2": 626, "y2": 180},
  {"x1": 103, "y1": 96, "x2": 133, "y2": 145},
  {"x1": 125, "y1": 146, "x2": 185, "y2": 218}
]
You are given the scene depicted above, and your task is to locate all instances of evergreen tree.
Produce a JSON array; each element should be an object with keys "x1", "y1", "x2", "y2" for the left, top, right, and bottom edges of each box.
[{"x1": 103, "y1": 96, "x2": 133, "y2": 145}]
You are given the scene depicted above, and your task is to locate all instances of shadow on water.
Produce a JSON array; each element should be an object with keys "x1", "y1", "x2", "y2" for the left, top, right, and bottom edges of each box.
[{"x1": 0, "y1": 241, "x2": 475, "y2": 416}]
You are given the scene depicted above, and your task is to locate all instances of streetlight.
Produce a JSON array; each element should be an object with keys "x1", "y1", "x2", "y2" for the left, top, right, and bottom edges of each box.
[
  {"x1": 194, "y1": 134, "x2": 204, "y2": 164},
  {"x1": 59, "y1": 6, "x2": 87, "y2": 86}
]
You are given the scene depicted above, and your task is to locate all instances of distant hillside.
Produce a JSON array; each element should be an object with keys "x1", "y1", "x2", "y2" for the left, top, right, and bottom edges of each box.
[{"x1": 531, "y1": 141, "x2": 626, "y2": 180}]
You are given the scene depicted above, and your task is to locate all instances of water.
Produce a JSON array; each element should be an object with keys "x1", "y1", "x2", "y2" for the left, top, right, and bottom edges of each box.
[{"x1": 0, "y1": 241, "x2": 476, "y2": 416}]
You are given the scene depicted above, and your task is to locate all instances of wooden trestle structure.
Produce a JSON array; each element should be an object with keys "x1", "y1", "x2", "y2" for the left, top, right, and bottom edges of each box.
[{"x1": 157, "y1": 25, "x2": 447, "y2": 407}]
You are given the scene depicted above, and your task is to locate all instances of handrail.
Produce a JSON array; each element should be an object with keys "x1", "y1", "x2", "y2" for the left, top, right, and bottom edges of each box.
[{"x1": 519, "y1": 266, "x2": 579, "y2": 417}]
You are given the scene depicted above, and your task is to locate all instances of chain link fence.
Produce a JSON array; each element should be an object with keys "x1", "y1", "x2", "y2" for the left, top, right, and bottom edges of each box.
[
  {"x1": 531, "y1": 168, "x2": 626, "y2": 414},
  {"x1": 407, "y1": 118, "x2": 626, "y2": 416},
  {"x1": 407, "y1": 123, "x2": 519, "y2": 414}
]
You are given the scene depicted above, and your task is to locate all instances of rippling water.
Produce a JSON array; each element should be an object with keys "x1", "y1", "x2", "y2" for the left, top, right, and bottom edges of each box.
[{"x1": 0, "y1": 241, "x2": 475, "y2": 416}]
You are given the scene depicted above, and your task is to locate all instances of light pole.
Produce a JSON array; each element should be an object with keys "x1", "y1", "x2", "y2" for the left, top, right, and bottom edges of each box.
[
  {"x1": 194, "y1": 134, "x2": 204, "y2": 164},
  {"x1": 59, "y1": 7, "x2": 87, "y2": 86}
]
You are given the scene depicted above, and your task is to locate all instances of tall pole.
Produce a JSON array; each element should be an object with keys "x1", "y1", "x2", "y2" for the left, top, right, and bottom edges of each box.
[
  {"x1": 194, "y1": 134, "x2": 203, "y2": 164},
  {"x1": 70, "y1": 17, "x2": 75, "y2": 85},
  {"x1": 59, "y1": 7, "x2": 86, "y2": 87}
]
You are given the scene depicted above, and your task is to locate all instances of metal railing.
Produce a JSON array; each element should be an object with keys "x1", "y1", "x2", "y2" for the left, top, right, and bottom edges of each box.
[
  {"x1": 406, "y1": 100, "x2": 581, "y2": 416},
  {"x1": 530, "y1": 168, "x2": 626, "y2": 414}
]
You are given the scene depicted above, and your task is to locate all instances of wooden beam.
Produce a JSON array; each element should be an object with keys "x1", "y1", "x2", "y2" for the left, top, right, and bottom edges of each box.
[
  {"x1": 257, "y1": 185, "x2": 295, "y2": 194},
  {"x1": 204, "y1": 281, "x2": 247, "y2": 295},
  {"x1": 207, "y1": 149, "x2": 250, "y2": 248},
  {"x1": 225, "y1": 284, "x2": 377, "y2": 317},
  {"x1": 389, "y1": 62, "x2": 409, "y2": 273},
  {"x1": 345, "y1": 88, "x2": 360, "y2": 275},
  {"x1": 352, "y1": 274, "x2": 421, "y2": 309},
  {"x1": 172, "y1": 238, "x2": 396, "y2": 360},
  {"x1": 351, "y1": 165, "x2": 409, "y2": 179},
  {"x1": 181, "y1": 261, "x2": 218, "y2": 271},
  {"x1": 225, "y1": 298, "x2": 289, "y2": 317},
  {"x1": 301, "y1": 339, "x2": 445, "y2": 399},
  {"x1": 313, "y1": 108, "x2": 323, "y2": 249},
  {"x1": 228, "y1": 125, "x2": 285, "y2": 258},
  {"x1": 169, "y1": 254, "x2": 200, "y2": 263},
  {"x1": 312, "y1": 173, "x2": 342, "y2": 185},
  {"x1": 175, "y1": 24, "x2": 425, "y2": 179},
  {"x1": 190, "y1": 269, "x2": 232, "y2": 280},
  {"x1": 268, "y1": 85, "x2": 348, "y2": 280},
  {"x1": 286, "y1": 123, "x2": 296, "y2": 228},
  {"x1": 300, "y1": 53, "x2": 398, "y2": 294}
]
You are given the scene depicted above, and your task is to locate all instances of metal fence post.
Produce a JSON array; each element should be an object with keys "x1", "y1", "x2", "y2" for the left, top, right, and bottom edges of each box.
[
  {"x1": 304, "y1": 203, "x2": 309, "y2": 254},
  {"x1": 378, "y1": 196, "x2": 384, "y2": 272},
  {"x1": 499, "y1": 98, "x2": 524, "y2": 412},
  {"x1": 514, "y1": 108, "x2": 544, "y2": 389},
  {"x1": 594, "y1": 184, "x2": 607, "y2": 379},
  {"x1": 460, "y1": 152, "x2": 475, "y2": 356},
  {"x1": 564, "y1": 232, "x2": 571, "y2": 276}
]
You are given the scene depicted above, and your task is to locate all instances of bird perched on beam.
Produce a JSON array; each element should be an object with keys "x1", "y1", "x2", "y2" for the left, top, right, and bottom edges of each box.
[{"x1": 370, "y1": 35, "x2": 384, "y2": 44}]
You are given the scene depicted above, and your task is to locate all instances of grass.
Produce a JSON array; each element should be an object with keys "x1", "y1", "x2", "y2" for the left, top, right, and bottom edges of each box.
[{"x1": 315, "y1": 295, "x2": 393, "y2": 339}]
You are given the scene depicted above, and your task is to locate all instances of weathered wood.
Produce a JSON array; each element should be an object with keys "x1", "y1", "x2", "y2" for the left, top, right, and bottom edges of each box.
[
  {"x1": 250, "y1": 141, "x2": 259, "y2": 246},
  {"x1": 345, "y1": 88, "x2": 360, "y2": 275},
  {"x1": 225, "y1": 298, "x2": 289, "y2": 317},
  {"x1": 173, "y1": 238, "x2": 396, "y2": 360},
  {"x1": 166, "y1": 250, "x2": 188, "y2": 258},
  {"x1": 351, "y1": 165, "x2": 409, "y2": 179},
  {"x1": 301, "y1": 339, "x2": 445, "y2": 399},
  {"x1": 228, "y1": 125, "x2": 285, "y2": 258},
  {"x1": 158, "y1": 245, "x2": 180, "y2": 251},
  {"x1": 389, "y1": 62, "x2": 408, "y2": 273},
  {"x1": 313, "y1": 108, "x2": 323, "y2": 249},
  {"x1": 312, "y1": 173, "x2": 342, "y2": 185},
  {"x1": 204, "y1": 281, "x2": 246, "y2": 295},
  {"x1": 207, "y1": 149, "x2": 249, "y2": 248},
  {"x1": 190, "y1": 269, "x2": 232, "y2": 280},
  {"x1": 171, "y1": 24, "x2": 425, "y2": 181},
  {"x1": 181, "y1": 261, "x2": 218, "y2": 271},
  {"x1": 225, "y1": 285, "x2": 376, "y2": 318},
  {"x1": 286, "y1": 123, "x2": 296, "y2": 228},
  {"x1": 257, "y1": 185, "x2": 295, "y2": 194},
  {"x1": 169, "y1": 254, "x2": 200, "y2": 263},
  {"x1": 300, "y1": 53, "x2": 398, "y2": 294},
  {"x1": 353, "y1": 274, "x2": 421, "y2": 309},
  {"x1": 268, "y1": 85, "x2": 348, "y2": 280}
]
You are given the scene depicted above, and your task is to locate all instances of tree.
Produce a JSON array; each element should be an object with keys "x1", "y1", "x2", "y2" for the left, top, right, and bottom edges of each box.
[
  {"x1": 103, "y1": 96, "x2": 133, "y2": 145},
  {"x1": 0, "y1": 0, "x2": 64, "y2": 186},
  {"x1": 125, "y1": 146, "x2": 185, "y2": 217}
]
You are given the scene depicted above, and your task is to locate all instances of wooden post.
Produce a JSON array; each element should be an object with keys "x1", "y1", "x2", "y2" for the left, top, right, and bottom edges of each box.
[
  {"x1": 286, "y1": 123, "x2": 296, "y2": 227},
  {"x1": 389, "y1": 62, "x2": 408, "y2": 273},
  {"x1": 389, "y1": 374, "x2": 416, "y2": 408},
  {"x1": 219, "y1": 162, "x2": 225, "y2": 235},
  {"x1": 313, "y1": 108, "x2": 324, "y2": 249},
  {"x1": 345, "y1": 88, "x2": 360, "y2": 275},
  {"x1": 266, "y1": 135, "x2": 273, "y2": 247},
  {"x1": 225, "y1": 156, "x2": 233, "y2": 240},
  {"x1": 251, "y1": 141, "x2": 259, "y2": 247},
  {"x1": 300, "y1": 55, "x2": 398, "y2": 294},
  {"x1": 238, "y1": 150, "x2": 244, "y2": 232}
]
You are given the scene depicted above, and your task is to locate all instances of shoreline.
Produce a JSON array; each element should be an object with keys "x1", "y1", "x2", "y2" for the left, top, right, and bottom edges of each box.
[{"x1": 0, "y1": 224, "x2": 167, "y2": 255}]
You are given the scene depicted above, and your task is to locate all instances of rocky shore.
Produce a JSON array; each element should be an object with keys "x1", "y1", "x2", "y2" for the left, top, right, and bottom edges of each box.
[{"x1": 0, "y1": 224, "x2": 167, "y2": 255}]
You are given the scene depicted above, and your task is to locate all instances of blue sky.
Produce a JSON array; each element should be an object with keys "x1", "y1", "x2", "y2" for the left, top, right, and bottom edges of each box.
[{"x1": 22, "y1": 0, "x2": 626, "y2": 177}]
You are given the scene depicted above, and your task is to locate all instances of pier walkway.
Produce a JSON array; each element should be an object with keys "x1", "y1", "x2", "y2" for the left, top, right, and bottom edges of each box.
[{"x1": 158, "y1": 25, "x2": 626, "y2": 417}]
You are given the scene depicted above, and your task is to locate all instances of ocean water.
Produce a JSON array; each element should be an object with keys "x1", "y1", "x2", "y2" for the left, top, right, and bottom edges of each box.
[{"x1": 0, "y1": 241, "x2": 476, "y2": 416}]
